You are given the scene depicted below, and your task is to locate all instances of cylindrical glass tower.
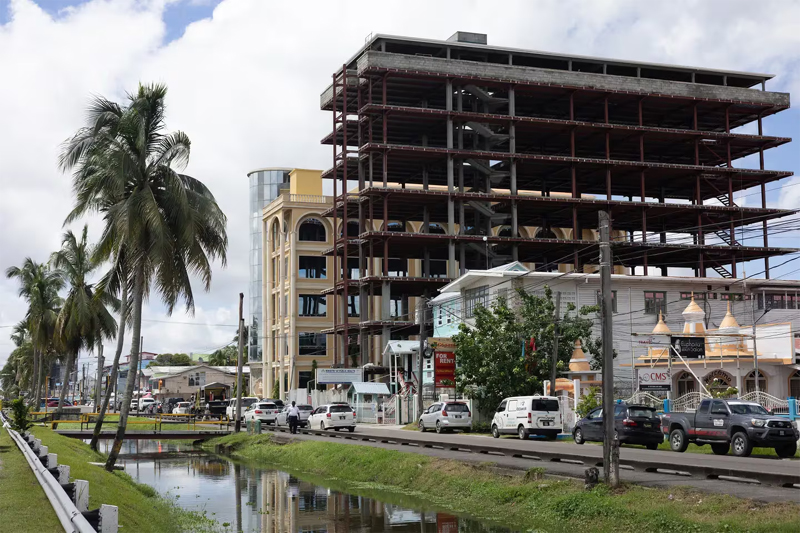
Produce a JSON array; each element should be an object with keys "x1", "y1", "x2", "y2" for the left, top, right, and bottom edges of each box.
[{"x1": 247, "y1": 168, "x2": 291, "y2": 365}]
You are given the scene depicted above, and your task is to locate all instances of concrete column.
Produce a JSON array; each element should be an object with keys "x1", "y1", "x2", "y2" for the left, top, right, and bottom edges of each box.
[
  {"x1": 278, "y1": 226, "x2": 286, "y2": 398},
  {"x1": 288, "y1": 222, "x2": 297, "y2": 393},
  {"x1": 264, "y1": 218, "x2": 272, "y2": 399}
]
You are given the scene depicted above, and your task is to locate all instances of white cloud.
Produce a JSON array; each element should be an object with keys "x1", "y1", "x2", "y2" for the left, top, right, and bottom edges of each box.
[{"x1": 2, "y1": 0, "x2": 800, "y2": 367}]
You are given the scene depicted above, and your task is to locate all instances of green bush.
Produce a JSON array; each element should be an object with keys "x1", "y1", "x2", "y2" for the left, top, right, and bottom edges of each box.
[
  {"x1": 576, "y1": 387, "x2": 601, "y2": 418},
  {"x1": 10, "y1": 398, "x2": 33, "y2": 433}
]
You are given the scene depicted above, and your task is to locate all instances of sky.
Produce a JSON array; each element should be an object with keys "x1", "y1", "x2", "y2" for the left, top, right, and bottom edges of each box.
[{"x1": 1, "y1": 0, "x2": 800, "y2": 373}]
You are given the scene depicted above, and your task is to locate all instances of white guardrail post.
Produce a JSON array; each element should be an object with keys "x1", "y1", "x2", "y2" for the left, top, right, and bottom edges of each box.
[{"x1": 1, "y1": 412, "x2": 118, "y2": 533}]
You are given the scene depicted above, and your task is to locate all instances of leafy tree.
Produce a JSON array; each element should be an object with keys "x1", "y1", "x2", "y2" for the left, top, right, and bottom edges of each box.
[
  {"x1": 6, "y1": 259, "x2": 63, "y2": 405},
  {"x1": 576, "y1": 386, "x2": 601, "y2": 418},
  {"x1": 209, "y1": 345, "x2": 238, "y2": 366},
  {"x1": 59, "y1": 83, "x2": 228, "y2": 470},
  {"x1": 50, "y1": 226, "x2": 118, "y2": 422},
  {"x1": 9, "y1": 398, "x2": 33, "y2": 433},
  {"x1": 454, "y1": 286, "x2": 608, "y2": 416},
  {"x1": 155, "y1": 353, "x2": 193, "y2": 366}
]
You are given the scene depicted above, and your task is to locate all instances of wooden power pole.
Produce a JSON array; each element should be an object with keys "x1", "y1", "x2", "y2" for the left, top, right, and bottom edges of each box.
[
  {"x1": 548, "y1": 291, "x2": 561, "y2": 396},
  {"x1": 417, "y1": 293, "x2": 428, "y2": 418},
  {"x1": 599, "y1": 210, "x2": 619, "y2": 487},
  {"x1": 235, "y1": 292, "x2": 245, "y2": 433}
]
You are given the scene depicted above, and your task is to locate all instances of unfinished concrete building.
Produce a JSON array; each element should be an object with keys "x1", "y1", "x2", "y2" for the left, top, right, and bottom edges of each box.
[{"x1": 321, "y1": 31, "x2": 795, "y2": 367}]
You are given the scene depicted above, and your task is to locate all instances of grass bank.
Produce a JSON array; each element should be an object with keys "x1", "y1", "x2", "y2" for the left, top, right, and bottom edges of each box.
[
  {"x1": 206, "y1": 432, "x2": 800, "y2": 533},
  {"x1": 0, "y1": 426, "x2": 62, "y2": 532},
  {"x1": 28, "y1": 427, "x2": 218, "y2": 533}
]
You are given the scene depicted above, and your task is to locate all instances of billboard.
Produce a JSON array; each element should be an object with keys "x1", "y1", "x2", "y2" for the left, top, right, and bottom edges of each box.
[
  {"x1": 316, "y1": 368, "x2": 363, "y2": 384},
  {"x1": 670, "y1": 336, "x2": 705, "y2": 359},
  {"x1": 434, "y1": 350, "x2": 456, "y2": 388},
  {"x1": 637, "y1": 369, "x2": 671, "y2": 392}
]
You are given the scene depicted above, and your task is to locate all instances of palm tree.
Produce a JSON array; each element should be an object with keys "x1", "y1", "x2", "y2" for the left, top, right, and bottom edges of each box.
[
  {"x1": 1, "y1": 322, "x2": 34, "y2": 397},
  {"x1": 59, "y1": 83, "x2": 228, "y2": 470},
  {"x1": 6, "y1": 259, "x2": 64, "y2": 405},
  {"x1": 50, "y1": 226, "x2": 118, "y2": 422}
]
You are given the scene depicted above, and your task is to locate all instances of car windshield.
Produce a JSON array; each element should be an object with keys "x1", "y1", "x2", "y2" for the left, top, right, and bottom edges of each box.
[
  {"x1": 330, "y1": 405, "x2": 352, "y2": 413},
  {"x1": 531, "y1": 399, "x2": 559, "y2": 412},
  {"x1": 628, "y1": 407, "x2": 656, "y2": 418},
  {"x1": 729, "y1": 403, "x2": 769, "y2": 415},
  {"x1": 445, "y1": 403, "x2": 469, "y2": 412},
  {"x1": 242, "y1": 398, "x2": 258, "y2": 407},
  {"x1": 299, "y1": 405, "x2": 313, "y2": 411},
  {"x1": 177, "y1": 402, "x2": 189, "y2": 407},
  {"x1": 258, "y1": 403, "x2": 276, "y2": 409}
]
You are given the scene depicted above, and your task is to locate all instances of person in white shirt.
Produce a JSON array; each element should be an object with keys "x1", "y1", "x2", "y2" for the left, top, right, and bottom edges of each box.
[{"x1": 287, "y1": 401, "x2": 300, "y2": 434}]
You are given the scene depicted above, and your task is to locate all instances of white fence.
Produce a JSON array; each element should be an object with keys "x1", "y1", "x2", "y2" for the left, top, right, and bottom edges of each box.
[{"x1": 737, "y1": 391, "x2": 789, "y2": 414}]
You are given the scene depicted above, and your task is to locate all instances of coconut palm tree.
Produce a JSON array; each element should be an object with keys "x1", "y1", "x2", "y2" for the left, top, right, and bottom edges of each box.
[
  {"x1": 1, "y1": 322, "x2": 34, "y2": 397},
  {"x1": 6, "y1": 259, "x2": 64, "y2": 405},
  {"x1": 59, "y1": 83, "x2": 228, "y2": 470},
  {"x1": 50, "y1": 226, "x2": 118, "y2": 422}
]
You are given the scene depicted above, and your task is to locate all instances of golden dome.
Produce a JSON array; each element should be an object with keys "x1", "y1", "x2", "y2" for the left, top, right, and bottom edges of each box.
[
  {"x1": 568, "y1": 339, "x2": 591, "y2": 372},
  {"x1": 652, "y1": 312, "x2": 672, "y2": 334},
  {"x1": 682, "y1": 294, "x2": 705, "y2": 316},
  {"x1": 719, "y1": 301, "x2": 740, "y2": 331}
]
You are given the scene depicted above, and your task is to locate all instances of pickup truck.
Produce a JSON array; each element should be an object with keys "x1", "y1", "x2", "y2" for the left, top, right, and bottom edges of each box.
[{"x1": 661, "y1": 399, "x2": 798, "y2": 457}]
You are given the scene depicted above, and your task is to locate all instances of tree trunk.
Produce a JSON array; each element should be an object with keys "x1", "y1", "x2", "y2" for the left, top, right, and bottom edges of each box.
[
  {"x1": 30, "y1": 345, "x2": 39, "y2": 406},
  {"x1": 106, "y1": 266, "x2": 143, "y2": 471},
  {"x1": 54, "y1": 351, "x2": 75, "y2": 427},
  {"x1": 91, "y1": 282, "x2": 127, "y2": 451}
]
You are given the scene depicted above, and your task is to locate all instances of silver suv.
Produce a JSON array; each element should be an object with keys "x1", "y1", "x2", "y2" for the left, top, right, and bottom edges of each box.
[{"x1": 418, "y1": 401, "x2": 472, "y2": 433}]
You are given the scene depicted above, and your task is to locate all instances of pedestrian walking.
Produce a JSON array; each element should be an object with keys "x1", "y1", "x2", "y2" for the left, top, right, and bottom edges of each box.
[{"x1": 287, "y1": 401, "x2": 300, "y2": 434}]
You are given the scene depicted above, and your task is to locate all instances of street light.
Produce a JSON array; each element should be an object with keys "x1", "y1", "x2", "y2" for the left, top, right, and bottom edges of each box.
[{"x1": 482, "y1": 235, "x2": 489, "y2": 270}]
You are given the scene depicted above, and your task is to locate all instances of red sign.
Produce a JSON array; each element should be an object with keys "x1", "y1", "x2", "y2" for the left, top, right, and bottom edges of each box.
[
  {"x1": 437, "y1": 514, "x2": 459, "y2": 533},
  {"x1": 434, "y1": 350, "x2": 456, "y2": 388}
]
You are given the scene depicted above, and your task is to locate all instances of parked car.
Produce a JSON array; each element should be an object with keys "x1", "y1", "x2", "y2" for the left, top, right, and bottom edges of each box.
[
  {"x1": 163, "y1": 397, "x2": 185, "y2": 413},
  {"x1": 226, "y1": 397, "x2": 259, "y2": 420},
  {"x1": 418, "y1": 401, "x2": 472, "y2": 433},
  {"x1": 260, "y1": 398, "x2": 285, "y2": 409},
  {"x1": 491, "y1": 395, "x2": 561, "y2": 440},
  {"x1": 45, "y1": 399, "x2": 73, "y2": 408},
  {"x1": 173, "y1": 401, "x2": 192, "y2": 415},
  {"x1": 661, "y1": 399, "x2": 799, "y2": 457},
  {"x1": 308, "y1": 404, "x2": 357, "y2": 432},
  {"x1": 138, "y1": 397, "x2": 157, "y2": 412},
  {"x1": 573, "y1": 403, "x2": 663, "y2": 449},
  {"x1": 243, "y1": 401, "x2": 281, "y2": 424},
  {"x1": 276, "y1": 404, "x2": 313, "y2": 427}
]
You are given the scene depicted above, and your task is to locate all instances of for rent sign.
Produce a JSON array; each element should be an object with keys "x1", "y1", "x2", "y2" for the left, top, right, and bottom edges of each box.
[
  {"x1": 434, "y1": 350, "x2": 456, "y2": 388},
  {"x1": 637, "y1": 369, "x2": 671, "y2": 392}
]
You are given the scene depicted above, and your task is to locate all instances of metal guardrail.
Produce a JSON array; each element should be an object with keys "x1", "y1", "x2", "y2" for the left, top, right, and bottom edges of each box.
[
  {"x1": 1, "y1": 411, "x2": 118, "y2": 532},
  {"x1": 261, "y1": 425, "x2": 800, "y2": 489}
]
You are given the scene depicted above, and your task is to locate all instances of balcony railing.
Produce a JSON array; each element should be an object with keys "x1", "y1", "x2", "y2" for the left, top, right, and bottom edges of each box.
[{"x1": 282, "y1": 192, "x2": 331, "y2": 204}]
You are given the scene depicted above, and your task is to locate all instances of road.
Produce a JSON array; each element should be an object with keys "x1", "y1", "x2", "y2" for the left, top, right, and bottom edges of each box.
[{"x1": 262, "y1": 424, "x2": 800, "y2": 503}]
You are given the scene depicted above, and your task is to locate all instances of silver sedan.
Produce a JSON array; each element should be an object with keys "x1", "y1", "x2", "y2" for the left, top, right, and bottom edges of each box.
[{"x1": 276, "y1": 404, "x2": 313, "y2": 427}]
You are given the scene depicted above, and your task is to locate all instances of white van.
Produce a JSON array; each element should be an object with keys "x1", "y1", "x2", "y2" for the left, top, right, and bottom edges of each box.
[
  {"x1": 491, "y1": 395, "x2": 561, "y2": 440},
  {"x1": 226, "y1": 397, "x2": 259, "y2": 420}
]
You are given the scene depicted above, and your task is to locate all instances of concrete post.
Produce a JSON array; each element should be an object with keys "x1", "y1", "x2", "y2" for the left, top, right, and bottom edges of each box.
[
  {"x1": 74, "y1": 479, "x2": 89, "y2": 513},
  {"x1": 99, "y1": 504, "x2": 119, "y2": 533},
  {"x1": 788, "y1": 397, "x2": 797, "y2": 421}
]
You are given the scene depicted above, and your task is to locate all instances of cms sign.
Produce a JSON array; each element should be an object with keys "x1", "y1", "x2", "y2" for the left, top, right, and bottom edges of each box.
[{"x1": 637, "y1": 369, "x2": 671, "y2": 391}]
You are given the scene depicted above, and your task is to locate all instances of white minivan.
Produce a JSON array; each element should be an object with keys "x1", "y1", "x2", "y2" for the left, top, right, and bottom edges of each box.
[
  {"x1": 226, "y1": 397, "x2": 259, "y2": 420},
  {"x1": 491, "y1": 395, "x2": 561, "y2": 440}
]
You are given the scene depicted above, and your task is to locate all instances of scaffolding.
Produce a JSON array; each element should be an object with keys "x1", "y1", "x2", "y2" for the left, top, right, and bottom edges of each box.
[{"x1": 321, "y1": 33, "x2": 796, "y2": 366}]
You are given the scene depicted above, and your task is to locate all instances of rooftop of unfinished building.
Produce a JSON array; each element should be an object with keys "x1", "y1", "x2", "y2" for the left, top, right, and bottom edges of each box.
[{"x1": 340, "y1": 31, "x2": 774, "y2": 89}]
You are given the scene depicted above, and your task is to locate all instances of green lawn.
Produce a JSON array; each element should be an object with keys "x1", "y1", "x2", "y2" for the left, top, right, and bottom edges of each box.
[
  {"x1": 207, "y1": 433, "x2": 800, "y2": 533},
  {"x1": 29, "y1": 427, "x2": 218, "y2": 533},
  {"x1": 0, "y1": 427, "x2": 62, "y2": 533}
]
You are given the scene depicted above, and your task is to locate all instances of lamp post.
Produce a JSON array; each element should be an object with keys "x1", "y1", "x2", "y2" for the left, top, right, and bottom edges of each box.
[{"x1": 482, "y1": 235, "x2": 489, "y2": 270}]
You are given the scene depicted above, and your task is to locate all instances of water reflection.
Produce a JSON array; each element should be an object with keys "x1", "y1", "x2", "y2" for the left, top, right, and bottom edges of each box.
[{"x1": 99, "y1": 440, "x2": 514, "y2": 532}]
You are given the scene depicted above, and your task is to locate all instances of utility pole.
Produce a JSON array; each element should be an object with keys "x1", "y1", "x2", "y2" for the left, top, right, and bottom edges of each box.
[
  {"x1": 417, "y1": 293, "x2": 428, "y2": 418},
  {"x1": 599, "y1": 210, "x2": 619, "y2": 488},
  {"x1": 235, "y1": 292, "x2": 245, "y2": 433},
  {"x1": 548, "y1": 291, "x2": 561, "y2": 396},
  {"x1": 81, "y1": 363, "x2": 87, "y2": 404},
  {"x1": 95, "y1": 344, "x2": 104, "y2": 409}
]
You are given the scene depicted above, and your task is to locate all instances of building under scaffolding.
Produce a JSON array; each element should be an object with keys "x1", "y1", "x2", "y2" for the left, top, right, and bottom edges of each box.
[{"x1": 321, "y1": 31, "x2": 795, "y2": 368}]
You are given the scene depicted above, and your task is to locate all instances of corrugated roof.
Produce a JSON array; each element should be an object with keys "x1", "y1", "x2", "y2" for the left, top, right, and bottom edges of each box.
[{"x1": 349, "y1": 382, "x2": 391, "y2": 395}]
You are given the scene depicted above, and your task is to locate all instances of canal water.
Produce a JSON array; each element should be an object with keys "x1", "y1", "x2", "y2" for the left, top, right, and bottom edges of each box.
[{"x1": 98, "y1": 439, "x2": 516, "y2": 533}]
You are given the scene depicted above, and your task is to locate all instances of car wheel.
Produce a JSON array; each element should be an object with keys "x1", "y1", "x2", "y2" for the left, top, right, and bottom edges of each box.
[
  {"x1": 573, "y1": 428, "x2": 585, "y2": 445},
  {"x1": 320, "y1": 422, "x2": 326, "y2": 431},
  {"x1": 731, "y1": 432, "x2": 753, "y2": 457},
  {"x1": 418, "y1": 420, "x2": 425, "y2": 432},
  {"x1": 348, "y1": 427, "x2": 355, "y2": 433},
  {"x1": 711, "y1": 443, "x2": 730, "y2": 456},
  {"x1": 334, "y1": 427, "x2": 340, "y2": 431},
  {"x1": 669, "y1": 428, "x2": 689, "y2": 453},
  {"x1": 491, "y1": 424, "x2": 500, "y2": 439},
  {"x1": 646, "y1": 443, "x2": 659, "y2": 451},
  {"x1": 775, "y1": 443, "x2": 797, "y2": 458},
  {"x1": 518, "y1": 426, "x2": 530, "y2": 440},
  {"x1": 436, "y1": 421, "x2": 443, "y2": 434},
  {"x1": 463, "y1": 427, "x2": 471, "y2": 433}
]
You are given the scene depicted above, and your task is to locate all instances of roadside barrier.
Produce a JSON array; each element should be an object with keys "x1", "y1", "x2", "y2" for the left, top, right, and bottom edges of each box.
[{"x1": 1, "y1": 412, "x2": 118, "y2": 532}]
